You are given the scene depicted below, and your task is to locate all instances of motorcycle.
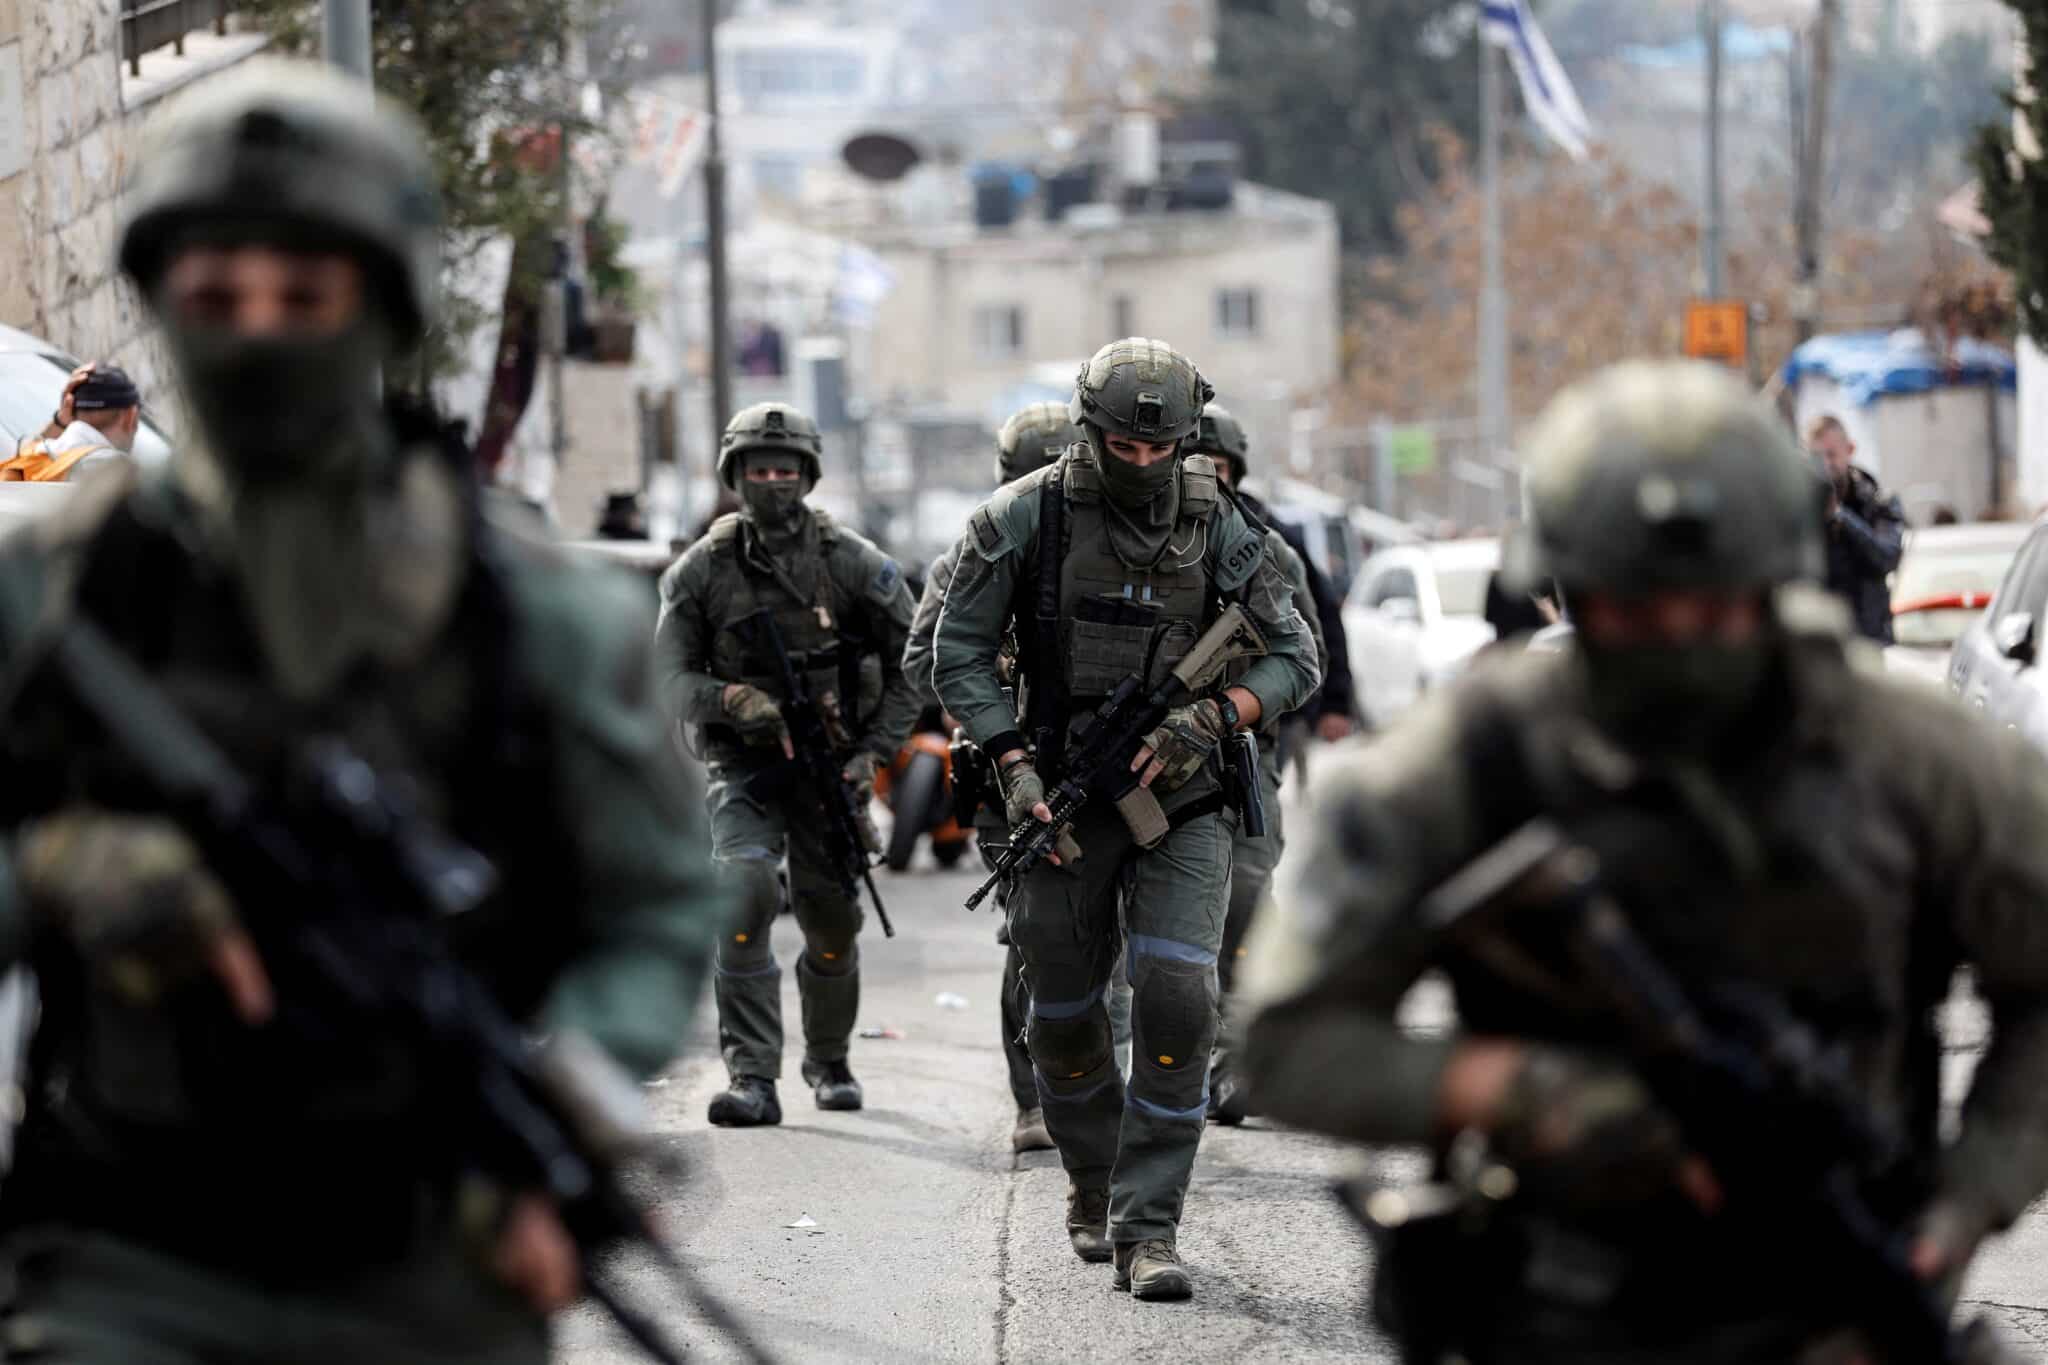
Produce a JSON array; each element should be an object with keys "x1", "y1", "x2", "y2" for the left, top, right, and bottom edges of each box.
[{"x1": 875, "y1": 704, "x2": 973, "y2": 871}]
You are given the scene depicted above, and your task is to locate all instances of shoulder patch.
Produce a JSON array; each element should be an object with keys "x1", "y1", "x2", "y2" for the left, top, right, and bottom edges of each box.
[
  {"x1": 1214, "y1": 520, "x2": 1267, "y2": 593},
  {"x1": 971, "y1": 506, "x2": 1004, "y2": 555},
  {"x1": 871, "y1": 556, "x2": 904, "y2": 602}
]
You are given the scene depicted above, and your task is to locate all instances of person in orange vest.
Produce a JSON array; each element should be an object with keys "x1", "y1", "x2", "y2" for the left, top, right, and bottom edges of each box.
[{"x1": 4, "y1": 364, "x2": 143, "y2": 482}]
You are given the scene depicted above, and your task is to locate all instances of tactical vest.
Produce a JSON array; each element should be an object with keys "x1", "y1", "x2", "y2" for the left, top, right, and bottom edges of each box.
[
  {"x1": 1055, "y1": 450, "x2": 1220, "y2": 702},
  {"x1": 701, "y1": 509, "x2": 879, "y2": 760}
]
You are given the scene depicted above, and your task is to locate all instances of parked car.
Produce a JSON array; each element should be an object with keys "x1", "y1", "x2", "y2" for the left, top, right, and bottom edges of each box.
[
  {"x1": 1884, "y1": 522, "x2": 2029, "y2": 687},
  {"x1": 1947, "y1": 516, "x2": 2048, "y2": 745},
  {"x1": 0, "y1": 324, "x2": 175, "y2": 469},
  {"x1": 1343, "y1": 537, "x2": 1499, "y2": 727}
]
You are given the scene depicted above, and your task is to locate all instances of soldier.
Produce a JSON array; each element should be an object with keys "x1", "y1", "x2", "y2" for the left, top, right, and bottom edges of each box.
[
  {"x1": 904, "y1": 401, "x2": 1078, "y2": 1155},
  {"x1": 1187, "y1": 404, "x2": 1326, "y2": 1126},
  {"x1": 657, "y1": 402, "x2": 919, "y2": 1126},
  {"x1": 0, "y1": 62, "x2": 723, "y2": 1364},
  {"x1": 932, "y1": 338, "x2": 1319, "y2": 1301},
  {"x1": 1240, "y1": 361, "x2": 2048, "y2": 1362}
]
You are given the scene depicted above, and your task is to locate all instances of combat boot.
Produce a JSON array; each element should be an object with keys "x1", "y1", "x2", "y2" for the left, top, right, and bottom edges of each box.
[
  {"x1": 707, "y1": 1075, "x2": 781, "y2": 1127},
  {"x1": 801, "y1": 1057, "x2": 864, "y2": 1111},
  {"x1": 1012, "y1": 1106, "x2": 1053, "y2": 1152},
  {"x1": 1113, "y1": 1238, "x2": 1192, "y2": 1301},
  {"x1": 1065, "y1": 1183, "x2": 1112, "y2": 1263}
]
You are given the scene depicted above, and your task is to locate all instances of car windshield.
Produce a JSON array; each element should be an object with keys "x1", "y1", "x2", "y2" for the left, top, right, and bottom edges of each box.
[
  {"x1": 0, "y1": 351, "x2": 174, "y2": 466},
  {"x1": 1891, "y1": 538, "x2": 2027, "y2": 648},
  {"x1": 1434, "y1": 564, "x2": 1492, "y2": 618}
]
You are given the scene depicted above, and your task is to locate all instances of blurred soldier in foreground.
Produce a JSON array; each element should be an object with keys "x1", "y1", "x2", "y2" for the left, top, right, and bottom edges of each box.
[
  {"x1": 903, "y1": 401, "x2": 1077, "y2": 1155},
  {"x1": 658, "y1": 402, "x2": 918, "y2": 1126},
  {"x1": 933, "y1": 338, "x2": 1318, "y2": 1300},
  {"x1": 1241, "y1": 361, "x2": 2048, "y2": 1362},
  {"x1": 0, "y1": 62, "x2": 724, "y2": 1363},
  {"x1": 1189, "y1": 404, "x2": 1326, "y2": 1125}
]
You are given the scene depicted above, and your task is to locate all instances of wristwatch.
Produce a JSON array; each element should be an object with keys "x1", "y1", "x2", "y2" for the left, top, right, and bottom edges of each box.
[{"x1": 1214, "y1": 694, "x2": 1241, "y2": 733}]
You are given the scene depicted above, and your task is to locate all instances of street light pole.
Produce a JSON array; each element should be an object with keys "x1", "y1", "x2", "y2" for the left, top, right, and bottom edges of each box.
[
  {"x1": 1703, "y1": 0, "x2": 1725, "y2": 299},
  {"x1": 321, "y1": 0, "x2": 372, "y2": 83},
  {"x1": 702, "y1": 0, "x2": 734, "y2": 436},
  {"x1": 1477, "y1": 33, "x2": 1509, "y2": 509}
]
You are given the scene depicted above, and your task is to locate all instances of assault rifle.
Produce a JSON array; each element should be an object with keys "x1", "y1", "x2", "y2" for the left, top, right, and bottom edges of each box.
[
  {"x1": 23, "y1": 617, "x2": 772, "y2": 1365},
  {"x1": 1351, "y1": 818, "x2": 2007, "y2": 1365},
  {"x1": 738, "y1": 609, "x2": 893, "y2": 937},
  {"x1": 964, "y1": 602, "x2": 1269, "y2": 911}
]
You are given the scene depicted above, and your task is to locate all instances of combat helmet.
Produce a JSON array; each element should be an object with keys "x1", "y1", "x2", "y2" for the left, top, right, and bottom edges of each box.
[
  {"x1": 1511, "y1": 361, "x2": 1820, "y2": 595},
  {"x1": 995, "y1": 401, "x2": 1080, "y2": 484},
  {"x1": 717, "y1": 402, "x2": 824, "y2": 490},
  {"x1": 1191, "y1": 403, "x2": 1251, "y2": 486},
  {"x1": 1068, "y1": 337, "x2": 1214, "y2": 457},
  {"x1": 119, "y1": 59, "x2": 443, "y2": 345}
]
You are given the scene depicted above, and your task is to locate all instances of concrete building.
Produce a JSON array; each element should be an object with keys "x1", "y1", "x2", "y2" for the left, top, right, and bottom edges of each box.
[
  {"x1": 0, "y1": 0, "x2": 263, "y2": 396},
  {"x1": 856, "y1": 180, "x2": 1340, "y2": 474}
]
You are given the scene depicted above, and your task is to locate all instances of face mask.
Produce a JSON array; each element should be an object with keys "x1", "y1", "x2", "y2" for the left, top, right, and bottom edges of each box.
[
  {"x1": 1097, "y1": 443, "x2": 1176, "y2": 511},
  {"x1": 1579, "y1": 639, "x2": 1773, "y2": 753},
  {"x1": 741, "y1": 479, "x2": 806, "y2": 535},
  {"x1": 165, "y1": 321, "x2": 388, "y2": 485}
]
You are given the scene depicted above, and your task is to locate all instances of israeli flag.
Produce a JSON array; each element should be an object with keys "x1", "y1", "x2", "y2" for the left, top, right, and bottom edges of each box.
[{"x1": 1481, "y1": 0, "x2": 1595, "y2": 160}]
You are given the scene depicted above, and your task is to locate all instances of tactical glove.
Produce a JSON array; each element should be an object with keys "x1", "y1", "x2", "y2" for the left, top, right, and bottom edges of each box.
[
  {"x1": 1140, "y1": 698, "x2": 1230, "y2": 793},
  {"x1": 1488, "y1": 1045, "x2": 1692, "y2": 1214},
  {"x1": 842, "y1": 751, "x2": 884, "y2": 855},
  {"x1": 722, "y1": 683, "x2": 788, "y2": 747},
  {"x1": 17, "y1": 809, "x2": 240, "y2": 1006},
  {"x1": 999, "y1": 757, "x2": 1047, "y2": 829}
]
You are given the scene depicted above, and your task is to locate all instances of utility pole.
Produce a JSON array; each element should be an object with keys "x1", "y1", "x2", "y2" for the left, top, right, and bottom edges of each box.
[
  {"x1": 702, "y1": 0, "x2": 735, "y2": 436},
  {"x1": 321, "y1": 0, "x2": 371, "y2": 83},
  {"x1": 1794, "y1": 0, "x2": 1839, "y2": 346},
  {"x1": 1702, "y1": 0, "x2": 1725, "y2": 299},
  {"x1": 1477, "y1": 34, "x2": 1509, "y2": 498}
]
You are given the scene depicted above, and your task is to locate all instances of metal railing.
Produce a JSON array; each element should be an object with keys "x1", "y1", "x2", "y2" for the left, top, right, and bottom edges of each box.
[{"x1": 121, "y1": 0, "x2": 236, "y2": 78}]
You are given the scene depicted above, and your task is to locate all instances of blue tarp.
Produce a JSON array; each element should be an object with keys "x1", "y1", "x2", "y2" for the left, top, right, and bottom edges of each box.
[
  {"x1": 1618, "y1": 23, "x2": 1793, "y2": 70},
  {"x1": 1781, "y1": 329, "x2": 2018, "y2": 407}
]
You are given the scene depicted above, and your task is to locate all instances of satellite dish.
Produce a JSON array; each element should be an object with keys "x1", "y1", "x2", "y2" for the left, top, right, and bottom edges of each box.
[{"x1": 843, "y1": 131, "x2": 923, "y2": 183}]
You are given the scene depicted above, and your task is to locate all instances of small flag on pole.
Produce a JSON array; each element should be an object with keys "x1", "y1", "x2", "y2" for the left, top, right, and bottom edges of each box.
[{"x1": 1480, "y1": 0, "x2": 1595, "y2": 160}]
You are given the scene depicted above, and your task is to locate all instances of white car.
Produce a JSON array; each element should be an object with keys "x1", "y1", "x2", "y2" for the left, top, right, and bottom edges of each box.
[
  {"x1": 1884, "y1": 522, "x2": 2029, "y2": 688},
  {"x1": 1947, "y1": 516, "x2": 2048, "y2": 749},
  {"x1": 1343, "y1": 538, "x2": 1499, "y2": 728}
]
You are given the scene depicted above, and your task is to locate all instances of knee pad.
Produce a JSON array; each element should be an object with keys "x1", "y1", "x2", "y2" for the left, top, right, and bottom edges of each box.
[
  {"x1": 1029, "y1": 1007, "x2": 1113, "y2": 1081},
  {"x1": 802, "y1": 939, "x2": 858, "y2": 977},
  {"x1": 1133, "y1": 957, "x2": 1217, "y2": 1074}
]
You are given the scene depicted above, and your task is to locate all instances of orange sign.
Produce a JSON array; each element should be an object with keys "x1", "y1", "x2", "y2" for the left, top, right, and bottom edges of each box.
[{"x1": 1684, "y1": 300, "x2": 1749, "y2": 367}]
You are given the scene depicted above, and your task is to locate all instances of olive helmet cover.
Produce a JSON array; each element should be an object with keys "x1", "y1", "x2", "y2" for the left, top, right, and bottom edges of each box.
[
  {"x1": 717, "y1": 401, "x2": 825, "y2": 490},
  {"x1": 1191, "y1": 402, "x2": 1251, "y2": 485},
  {"x1": 995, "y1": 401, "x2": 1080, "y2": 484},
  {"x1": 1068, "y1": 337, "x2": 1214, "y2": 455}
]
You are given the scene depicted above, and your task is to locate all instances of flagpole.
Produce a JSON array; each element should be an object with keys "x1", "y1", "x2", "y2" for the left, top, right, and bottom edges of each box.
[{"x1": 1479, "y1": 31, "x2": 1509, "y2": 525}]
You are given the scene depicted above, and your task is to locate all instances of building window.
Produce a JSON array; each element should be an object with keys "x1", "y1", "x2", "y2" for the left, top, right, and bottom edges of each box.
[
  {"x1": 1111, "y1": 294, "x2": 1136, "y2": 339},
  {"x1": 1216, "y1": 287, "x2": 1260, "y2": 339},
  {"x1": 974, "y1": 305, "x2": 1025, "y2": 360}
]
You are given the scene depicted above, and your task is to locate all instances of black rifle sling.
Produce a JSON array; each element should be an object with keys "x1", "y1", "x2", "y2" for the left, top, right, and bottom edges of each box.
[{"x1": 1024, "y1": 472, "x2": 1069, "y2": 776}]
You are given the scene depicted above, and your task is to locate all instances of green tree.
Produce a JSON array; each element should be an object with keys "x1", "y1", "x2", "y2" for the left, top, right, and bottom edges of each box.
[
  {"x1": 1204, "y1": 0, "x2": 1480, "y2": 266},
  {"x1": 1975, "y1": 2, "x2": 2048, "y2": 338}
]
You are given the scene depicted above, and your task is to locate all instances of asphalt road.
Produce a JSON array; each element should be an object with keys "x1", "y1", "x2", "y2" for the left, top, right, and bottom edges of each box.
[{"x1": 557, "y1": 771, "x2": 2048, "y2": 1365}]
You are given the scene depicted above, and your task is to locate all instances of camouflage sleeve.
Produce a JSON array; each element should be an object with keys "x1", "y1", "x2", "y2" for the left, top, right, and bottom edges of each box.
[
  {"x1": 1274, "y1": 533, "x2": 1328, "y2": 707},
  {"x1": 840, "y1": 535, "x2": 919, "y2": 763},
  {"x1": 902, "y1": 543, "x2": 959, "y2": 709},
  {"x1": 517, "y1": 556, "x2": 728, "y2": 1079},
  {"x1": 653, "y1": 547, "x2": 728, "y2": 730},
  {"x1": 1912, "y1": 695, "x2": 2048, "y2": 1227},
  {"x1": 932, "y1": 486, "x2": 1039, "y2": 756},
  {"x1": 1212, "y1": 500, "x2": 1319, "y2": 720},
  {"x1": 1238, "y1": 682, "x2": 1498, "y2": 1142}
]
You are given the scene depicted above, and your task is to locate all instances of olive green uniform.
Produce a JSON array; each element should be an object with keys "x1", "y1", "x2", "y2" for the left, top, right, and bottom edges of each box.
[
  {"x1": 0, "y1": 465, "x2": 722, "y2": 1365},
  {"x1": 932, "y1": 448, "x2": 1318, "y2": 1241},
  {"x1": 657, "y1": 506, "x2": 917, "y2": 1081},
  {"x1": 1241, "y1": 601, "x2": 2048, "y2": 1359}
]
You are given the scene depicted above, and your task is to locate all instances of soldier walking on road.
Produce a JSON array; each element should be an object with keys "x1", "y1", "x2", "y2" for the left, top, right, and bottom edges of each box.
[
  {"x1": 1189, "y1": 404, "x2": 1326, "y2": 1126},
  {"x1": 932, "y1": 338, "x2": 1318, "y2": 1301},
  {"x1": 0, "y1": 62, "x2": 726, "y2": 1364},
  {"x1": 1241, "y1": 361, "x2": 2048, "y2": 1363},
  {"x1": 903, "y1": 401, "x2": 1077, "y2": 1156},
  {"x1": 658, "y1": 403, "x2": 919, "y2": 1126}
]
